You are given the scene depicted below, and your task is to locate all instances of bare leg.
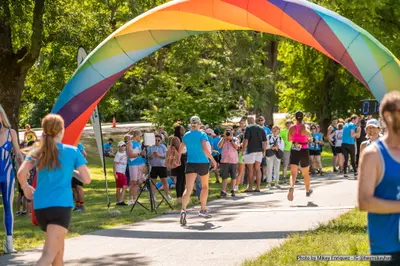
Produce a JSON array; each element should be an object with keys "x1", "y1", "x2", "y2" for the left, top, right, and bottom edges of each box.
[
  {"x1": 237, "y1": 164, "x2": 245, "y2": 185},
  {"x1": 161, "y1": 178, "x2": 169, "y2": 196},
  {"x1": 222, "y1": 178, "x2": 228, "y2": 192},
  {"x1": 199, "y1": 174, "x2": 210, "y2": 210},
  {"x1": 287, "y1": 164, "x2": 298, "y2": 201},
  {"x1": 246, "y1": 164, "x2": 254, "y2": 191},
  {"x1": 182, "y1": 174, "x2": 196, "y2": 210},
  {"x1": 230, "y1": 178, "x2": 236, "y2": 190},
  {"x1": 254, "y1": 161, "x2": 262, "y2": 190},
  {"x1": 121, "y1": 187, "x2": 127, "y2": 202},
  {"x1": 35, "y1": 225, "x2": 67, "y2": 266},
  {"x1": 116, "y1": 188, "x2": 121, "y2": 203}
]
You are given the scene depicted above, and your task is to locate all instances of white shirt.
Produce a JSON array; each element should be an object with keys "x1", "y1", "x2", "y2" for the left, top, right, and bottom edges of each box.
[
  {"x1": 335, "y1": 130, "x2": 343, "y2": 147},
  {"x1": 114, "y1": 151, "x2": 127, "y2": 173},
  {"x1": 266, "y1": 134, "x2": 284, "y2": 151}
]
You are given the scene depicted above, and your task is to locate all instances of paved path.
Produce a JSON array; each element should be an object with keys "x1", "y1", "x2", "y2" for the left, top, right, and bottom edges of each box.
[{"x1": 0, "y1": 175, "x2": 357, "y2": 266}]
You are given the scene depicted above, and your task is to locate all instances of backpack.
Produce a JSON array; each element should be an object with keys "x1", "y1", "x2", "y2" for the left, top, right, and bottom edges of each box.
[{"x1": 165, "y1": 136, "x2": 181, "y2": 169}]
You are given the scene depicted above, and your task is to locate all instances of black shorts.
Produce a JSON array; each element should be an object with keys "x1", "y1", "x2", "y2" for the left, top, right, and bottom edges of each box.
[
  {"x1": 186, "y1": 163, "x2": 209, "y2": 176},
  {"x1": 290, "y1": 149, "x2": 310, "y2": 167},
  {"x1": 71, "y1": 177, "x2": 83, "y2": 188},
  {"x1": 35, "y1": 207, "x2": 72, "y2": 232},
  {"x1": 335, "y1": 146, "x2": 343, "y2": 154},
  {"x1": 309, "y1": 150, "x2": 321, "y2": 156},
  {"x1": 220, "y1": 163, "x2": 237, "y2": 179},
  {"x1": 213, "y1": 155, "x2": 221, "y2": 164},
  {"x1": 330, "y1": 144, "x2": 337, "y2": 156},
  {"x1": 150, "y1": 166, "x2": 168, "y2": 179}
]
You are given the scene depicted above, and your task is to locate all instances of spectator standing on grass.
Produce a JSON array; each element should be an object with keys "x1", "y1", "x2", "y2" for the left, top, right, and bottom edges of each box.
[
  {"x1": 279, "y1": 120, "x2": 293, "y2": 183},
  {"x1": 330, "y1": 123, "x2": 344, "y2": 173},
  {"x1": 358, "y1": 91, "x2": 400, "y2": 265},
  {"x1": 356, "y1": 118, "x2": 367, "y2": 168},
  {"x1": 327, "y1": 118, "x2": 339, "y2": 172},
  {"x1": 218, "y1": 128, "x2": 239, "y2": 197},
  {"x1": 241, "y1": 116, "x2": 266, "y2": 193},
  {"x1": 257, "y1": 116, "x2": 270, "y2": 182},
  {"x1": 23, "y1": 124, "x2": 37, "y2": 147},
  {"x1": 206, "y1": 128, "x2": 220, "y2": 184},
  {"x1": 147, "y1": 134, "x2": 172, "y2": 201},
  {"x1": 171, "y1": 125, "x2": 186, "y2": 204},
  {"x1": 103, "y1": 138, "x2": 115, "y2": 157},
  {"x1": 266, "y1": 126, "x2": 284, "y2": 189},
  {"x1": 72, "y1": 142, "x2": 87, "y2": 212},
  {"x1": 235, "y1": 119, "x2": 247, "y2": 190},
  {"x1": 342, "y1": 115, "x2": 361, "y2": 179},
  {"x1": 114, "y1": 141, "x2": 128, "y2": 206},
  {"x1": 127, "y1": 130, "x2": 146, "y2": 205}
]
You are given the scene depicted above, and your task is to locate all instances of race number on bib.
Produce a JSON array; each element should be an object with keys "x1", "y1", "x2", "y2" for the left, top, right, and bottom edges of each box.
[{"x1": 292, "y1": 143, "x2": 302, "y2": 151}]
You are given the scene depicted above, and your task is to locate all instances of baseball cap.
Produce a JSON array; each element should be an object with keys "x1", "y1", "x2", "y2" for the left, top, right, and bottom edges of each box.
[
  {"x1": 190, "y1": 116, "x2": 201, "y2": 124},
  {"x1": 366, "y1": 119, "x2": 380, "y2": 129},
  {"x1": 118, "y1": 141, "x2": 126, "y2": 147},
  {"x1": 205, "y1": 128, "x2": 215, "y2": 136}
]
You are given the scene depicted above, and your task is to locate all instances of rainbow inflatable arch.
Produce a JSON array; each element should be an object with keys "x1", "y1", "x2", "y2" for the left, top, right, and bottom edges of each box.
[{"x1": 52, "y1": 0, "x2": 400, "y2": 145}]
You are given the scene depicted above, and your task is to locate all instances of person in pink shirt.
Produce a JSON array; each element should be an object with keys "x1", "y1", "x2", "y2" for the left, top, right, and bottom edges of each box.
[
  {"x1": 287, "y1": 111, "x2": 313, "y2": 201},
  {"x1": 218, "y1": 128, "x2": 239, "y2": 197}
]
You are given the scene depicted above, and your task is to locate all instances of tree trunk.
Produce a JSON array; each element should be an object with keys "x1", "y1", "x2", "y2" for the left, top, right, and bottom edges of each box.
[
  {"x1": 0, "y1": 0, "x2": 45, "y2": 135},
  {"x1": 262, "y1": 40, "x2": 279, "y2": 126}
]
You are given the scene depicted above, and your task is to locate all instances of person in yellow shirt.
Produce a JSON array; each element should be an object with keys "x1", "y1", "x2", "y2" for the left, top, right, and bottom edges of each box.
[{"x1": 24, "y1": 124, "x2": 37, "y2": 145}]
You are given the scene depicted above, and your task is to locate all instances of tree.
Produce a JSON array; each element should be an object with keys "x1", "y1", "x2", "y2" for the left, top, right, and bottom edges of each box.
[{"x1": 0, "y1": 0, "x2": 45, "y2": 132}]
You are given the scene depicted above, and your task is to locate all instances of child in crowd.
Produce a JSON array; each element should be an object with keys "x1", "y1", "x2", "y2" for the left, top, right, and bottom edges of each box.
[
  {"x1": 104, "y1": 138, "x2": 115, "y2": 157},
  {"x1": 114, "y1": 141, "x2": 129, "y2": 205}
]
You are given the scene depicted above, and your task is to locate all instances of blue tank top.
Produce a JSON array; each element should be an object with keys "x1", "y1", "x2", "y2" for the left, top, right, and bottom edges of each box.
[
  {"x1": 368, "y1": 140, "x2": 400, "y2": 254},
  {"x1": 0, "y1": 130, "x2": 14, "y2": 182}
]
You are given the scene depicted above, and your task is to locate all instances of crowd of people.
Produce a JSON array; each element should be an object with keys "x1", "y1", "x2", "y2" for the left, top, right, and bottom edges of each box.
[{"x1": 0, "y1": 90, "x2": 399, "y2": 265}]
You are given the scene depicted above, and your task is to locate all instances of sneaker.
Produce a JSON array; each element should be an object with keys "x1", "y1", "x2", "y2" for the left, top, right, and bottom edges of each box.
[
  {"x1": 120, "y1": 202, "x2": 128, "y2": 206},
  {"x1": 230, "y1": 190, "x2": 236, "y2": 197},
  {"x1": 15, "y1": 211, "x2": 21, "y2": 216},
  {"x1": 198, "y1": 210, "x2": 212, "y2": 219},
  {"x1": 234, "y1": 185, "x2": 239, "y2": 192},
  {"x1": 220, "y1": 191, "x2": 227, "y2": 198},
  {"x1": 79, "y1": 206, "x2": 85, "y2": 211},
  {"x1": 128, "y1": 200, "x2": 135, "y2": 205},
  {"x1": 180, "y1": 210, "x2": 187, "y2": 225},
  {"x1": 167, "y1": 194, "x2": 173, "y2": 201},
  {"x1": 287, "y1": 187, "x2": 294, "y2": 201},
  {"x1": 21, "y1": 211, "x2": 27, "y2": 216},
  {"x1": 344, "y1": 174, "x2": 349, "y2": 179},
  {"x1": 275, "y1": 184, "x2": 281, "y2": 189},
  {"x1": 3, "y1": 238, "x2": 16, "y2": 254},
  {"x1": 73, "y1": 206, "x2": 79, "y2": 211},
  {"x1": 116, "y1": 202, "x2": 121, "y2": 206},
  {"x1": 306, "y1": 189, "x2": 313, "y2": 197},
  {"x1": 266, "y1": 183, "x2": 272, "y2": 189}
]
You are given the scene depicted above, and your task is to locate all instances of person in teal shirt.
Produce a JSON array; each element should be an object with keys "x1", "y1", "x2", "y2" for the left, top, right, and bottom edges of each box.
[
  {"x1": 310, "y1": 125, "x2": 324, "y2": 175},
  {"x1": 279, "y1": 120, "x2": 293, "y2": 181}
]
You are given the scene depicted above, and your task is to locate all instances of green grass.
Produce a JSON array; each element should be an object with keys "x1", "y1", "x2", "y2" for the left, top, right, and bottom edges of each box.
[
  {"x1": 0, "y1": 133, "x2": 227, "y2": 253},
  {"x1": 243, "y1": 209, "x2": 369, "y2": 266}
]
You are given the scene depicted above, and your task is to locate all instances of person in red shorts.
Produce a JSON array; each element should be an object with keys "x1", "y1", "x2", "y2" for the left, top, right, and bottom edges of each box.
[{"x1": 114, "y1": 141, "x2": 128, "y2": 206}]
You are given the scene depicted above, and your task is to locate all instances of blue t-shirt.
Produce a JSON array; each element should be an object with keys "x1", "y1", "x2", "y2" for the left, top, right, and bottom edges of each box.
[
  {"x1": 77, "y1": 142, "x2": 85, "y2": 152},
  {"x1": 212, "y1": 137, "x2": 222, "y2": 156},
  {"x1": 183, "y1": 130, "x2": 209, "y2": 163},
  {"x1": 310, "y1": 133, "x2": 323, "y2": 151},
  {"x1": 103, "y1": 143, "x2": 112, "y2": 152},
  {"x1": 27, "y1": 143, "x2": 87, "y2": 210},
  {"x1": 342, "y1": 122, "x2": 357, "y2": 145},
  {"x1": 128, "y1": 141, "x2": 146, "y2": 166},
  {"x1": 263, "y1": 126, "x2": 272, "y2": 137}
]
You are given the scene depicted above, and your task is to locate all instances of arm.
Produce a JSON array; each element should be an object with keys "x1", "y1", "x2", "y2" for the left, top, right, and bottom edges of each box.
[
  {"x1": 358, "y1": 146, "x2": 400, "y2": 213},
  {"x1": 241, "y1": 139, "x2": 248, "y2": 153},
  {"x1": 159, "y1": 146, "x2": 166, "y2": 159},
  {"x1": 17, "y1": 160, "x2": 35, "y2": 200},
  {"x1": 11, "y1": 130, "x2": 23, "y2": 166},
  {"x1": 178, "y1": 142, "x2": 186, "y2": 155},
  {"x1": 127, "y1": 142, "x2": 139, "y2": 159},
  {"x1": 202, "y1": 140, "x2": 217, "y2": 168},
  {"x1": 230, "y1": 138, "x2": 239, "y2": 150},
  {"x1": 73, "y1": 165, "x2": 91, "y2": 184},
  {"x1": 263, "y1": 141, "x2": 267, "y2": 156},
  {"x1": 81, "y1": 149, "x2": 87, "y2": 158},
  {"x1": 359, "y1": 142, "x2": 367, "y2": 157},
  {"x1": 218, "y1": 138, "x2": 225, "y2": 149},
  {"x1": 113, "y1": 162, "x2": 118, "y2": 178},
  {"x1": 278, "y1": 137, "x2": 285, "y2": 150},
  {"x1": 288, "y1": 126, "x2": 295, "y2": 142}
]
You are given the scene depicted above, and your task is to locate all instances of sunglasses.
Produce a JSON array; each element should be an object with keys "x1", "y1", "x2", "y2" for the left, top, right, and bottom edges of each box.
[{"x1": 156, "y1": 139, "x2": 161, "y2": 142}]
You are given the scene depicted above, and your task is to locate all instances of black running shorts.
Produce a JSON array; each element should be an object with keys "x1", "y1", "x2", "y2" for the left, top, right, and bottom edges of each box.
[
  {"x1": 71, "y1": 177, "x2": 83, "y2": 188},
  {"x1": 35, "y1": 207, "x2": 72, "y2": 232},
  {"x1": 185, "y1": 163, "x2": 209, "y2": 176},
  {"x1": 150, "y1": 166, "x2": 168, "y2": 179},
  {"x1": 290, "y1": 149, "x2": 310, "y2": 167}
]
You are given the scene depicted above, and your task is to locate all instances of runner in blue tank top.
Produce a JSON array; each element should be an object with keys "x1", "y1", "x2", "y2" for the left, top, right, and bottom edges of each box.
[
  {"x1": 0, "y1": 105, "x2": 23, "y2": 253},
  {"x1": 359, "y1": 92, "x2": 400, "y2": 265}
]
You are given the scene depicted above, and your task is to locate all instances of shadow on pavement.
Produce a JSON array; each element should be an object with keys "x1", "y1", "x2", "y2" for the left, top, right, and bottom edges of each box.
[
  {"x1": 65, "y1": 253, "x2": 150, "y2": 266},
  {"x1": 92, "y1": 228, "x2": 306, "y2": 240},
  {"x1": 292, "y1": 201, "x2": 319, "y2": 208},
  {"x1": 184, "y1": 221, "x2": 222, "y2": 231}
]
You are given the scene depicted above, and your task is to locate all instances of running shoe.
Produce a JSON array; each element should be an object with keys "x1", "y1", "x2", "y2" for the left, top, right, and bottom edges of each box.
[
  {"x1": 344, "y1": 174, "x2": 349, "y2": 179},
  {"x1": 15, "y1": 211, "x2": 21, "y2": 216},
  {"x1": 120, "y1": 202, "x2": 128, "y2": 206},
  {"x1": 234, "y1": 185, "x2": 239, "y2": 191},
  {"x1": 180, "y1": 210, "x2": 187, "y2": 225},
  {"x1": 254, "y1": 189, "x2": 261, "y2": 193},
  {"x1": 21, "y1": 211, "x2": 27, "y2": 216},
  {"x1": 198, "y1": 210, "x2": 212, "y2": 219},
  {"x1": 287, "y1": 187, "x2": 294, "y2": 201},
  {"x1": 167, "y1": 194, "x2": 173, "y2": 200},
  {"x1": 266, "y1": 183, "x2": 272, "y2": 190},
  {"x1": 306, "y1": 189, "x2": 313, "y2": 197},
  {"x1": 230, "y1": 190, "x2": 236, "y2": 197},
  {"x1": 128, "y1": 200, "x2": 135, "y2": 205},
  {"x1": 220, "y1": 191, "x2": 227, "y2": 198},
  {"x1": 72, "y1": 207, "x2": 79, "y2": 211},
  {"x1": 275, "y1": 184, "x2": 281, "y2": 189}
]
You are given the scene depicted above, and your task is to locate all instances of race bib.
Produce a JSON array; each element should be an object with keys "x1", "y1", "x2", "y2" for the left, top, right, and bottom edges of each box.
[{"x1": 292, "y1": 143, "x2": 302, "y2": 151}]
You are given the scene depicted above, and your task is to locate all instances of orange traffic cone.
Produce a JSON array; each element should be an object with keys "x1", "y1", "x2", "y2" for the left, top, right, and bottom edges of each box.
[{"x1": 112, "y1": 116, "x2": 116, "y2": 128}]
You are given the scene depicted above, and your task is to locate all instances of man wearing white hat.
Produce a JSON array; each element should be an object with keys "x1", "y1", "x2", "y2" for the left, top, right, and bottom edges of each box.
[{"x1": 359, "y1": 119, "x2": 381, "y2": 156}]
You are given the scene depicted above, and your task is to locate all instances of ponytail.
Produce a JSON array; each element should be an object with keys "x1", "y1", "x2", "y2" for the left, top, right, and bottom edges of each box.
[
  {"x1": 33, "y1": 135, "x2": 60, "y2": 171},
  {"x1": 31, "y1": 114, "x2": 64, "y2": 171}
]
